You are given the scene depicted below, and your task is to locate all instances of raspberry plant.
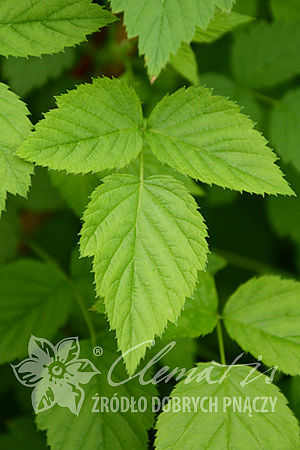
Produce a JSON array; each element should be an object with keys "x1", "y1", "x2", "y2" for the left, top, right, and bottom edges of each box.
[{"x1": 0, "y1": 0, "x2": 299, "y2": 449}]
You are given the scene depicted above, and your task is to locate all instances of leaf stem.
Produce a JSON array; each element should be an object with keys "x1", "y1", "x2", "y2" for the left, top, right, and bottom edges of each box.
[
  {"x1": 214, "y1": 247, "x2": 295, "y2": 278},
  {"x1": 139, "y1": 149, "x2": 144, "y2": 181},
  {"x1": 250, "y1": 90, "x2": 280, "y2": 107},
  {"x1": 27, "y1": 240, "x2": 97, "y2": 348},
  {"x1": 71, "y1": 286, "x2": 97, "y2": 349},
  {"x1": 216, "y1": 319, "x2": 226, "y2": 365}
]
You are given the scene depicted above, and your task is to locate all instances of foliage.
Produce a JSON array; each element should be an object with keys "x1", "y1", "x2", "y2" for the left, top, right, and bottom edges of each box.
[{"x1": 0, "y1": 0, "x2": 299, "y2": 448}]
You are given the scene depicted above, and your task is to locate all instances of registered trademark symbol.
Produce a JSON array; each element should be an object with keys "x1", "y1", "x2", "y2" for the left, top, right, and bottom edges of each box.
[{"x1": 93, "y1": 346, "x2": 103, "y2": 357}]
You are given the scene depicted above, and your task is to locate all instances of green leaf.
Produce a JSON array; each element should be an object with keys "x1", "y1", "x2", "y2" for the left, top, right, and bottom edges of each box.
[
  {"x1": 193, "y1": 11, "x2": 253, "y2": 44},
  {"x1": 150, "y1": 337, "x2": 197, "y2": 372},
  {"x1": 50, "y1": 171, "x2": 101, "y2": 217},
  {"x1": 224, "y1": 275, "x2": 300, "y2": 375},
  {"x1": 80, "y1": 174, "x2": 208, "y2": 374},
  {"x1": 271, "y1": 0, "x2": 300, "y2": 23},
  {"x1": 17, "y1": 77, "x2": 144, "y2": 174},
  {"x1": 36, "y1": 337, "x2": 155, "y2": 450},
  {"x1": 169, "y1": 43, "x2": 199, "y2": 85},
  {"x1": 198, "y1": 72, "x2": 262, "y2": 125},
  {"x1": 267, "y1": 165, "x2": 300, "y2": 245},
  {"x1": 271, "y1": 88, "x2": 300, "y2": 172},
  {"x1": 2, "y1": 49, "x2": 76, "y2": 97},
  {"x1": 206, "y1": 252, "x2": 227, "y2": 275},
  {"x1": 0, "y1": 82, "x2": 33, "y2": 214},
  {"x1": 233, "y1": 0, "x2": 257, "y2": 15},
  {"x1": 110, "y1": 0, "x2": 235, "y2": 78},
  {"x1": 164, "y1": 271, "x2": 218, "y2": 339},
  {"x1": 146, "y1": 86, "x2": 292, "y2": 195},
  {"x1": 0, "y1": 259, "x2": 72, "y2": 363},
  {"x1": 232, "y1": 22, "x2": 300, "y2": 89},
  {"x1": 0, "y1": 0, "x2": 115, "y2": 57},
  {"x1": 121, "y1": 144, "x2": 204, "y2": 197},
  {"x1": 155, "y1": 363, "x2": 299, "y2": 449}
]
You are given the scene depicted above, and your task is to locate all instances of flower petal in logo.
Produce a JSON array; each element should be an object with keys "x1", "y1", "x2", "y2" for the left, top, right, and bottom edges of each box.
[{"x1": 11, "y1": 335, "x2": 100, "y2": 416}]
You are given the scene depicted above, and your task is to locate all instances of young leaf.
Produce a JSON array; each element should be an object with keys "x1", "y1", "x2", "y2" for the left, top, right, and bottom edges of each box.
[
  {"x1": 121, "y1": 144, "x2": 204, "y2": 197},
  {"x1": 2, "y1": 49, "x2": 76, "y2": 97},
  {"x1": 271, "y1": 88, "x2": 300, "y2": 172},
  {"x1": 224, "y1": 276, "x2": 300, "y2": 375},
  {"x1": 164, "y1": 271, "x2": 218, "y2": 339},
  {"x1": 0, "y1": 260, "x2": 72, "y2": 363},
  {"x1": 110, "y1": 0, "x2": 235, "y2": 78},
  {"x1": 232, "y1": 22, "x2": 300, "y2": 89},
  {"x1": 0, "y1": 82, "x2": 32, "y2": 215},
  {"x1": 146, "y1": 86, "x2": 292, "y2": 195},
  {"x1": 193, "y1": 11, "x2": 253, "y2": 44},
  {"x1": 0, "y1": 0, "x2": 115, "y2": 57},
  {"x1": 36, "y1": 337, "x2": 155, "y2": 450},
  {"x1": 80, "y1": 174, "x2": 208, "y2": 374},
  {"x1": 155, "y1": 363, "x2": 299, "y2": 449},
  {"x1": 17, "y1": 77, "x2": 144, "y2": 174}
]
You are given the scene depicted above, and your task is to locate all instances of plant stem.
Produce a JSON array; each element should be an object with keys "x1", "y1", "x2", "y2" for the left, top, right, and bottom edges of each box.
[
  {"x1": 72, "y1": 287, "x2": 97, "y2": 349},
  {"x1": 214, "y1": 247, "x2": 295, "y2": 278},
  {"x1": 139, "y1": 149, "x2": 144, "y2": 181},
  {"x1": 27, "y1": 240, "x2": 97, "y2": 348},
  {"x1": 250, "y1": 90, "x2": 280, "y2": 107},
  {"x1": 216, "y1": 320, "x2": 226, "y2": 365}
]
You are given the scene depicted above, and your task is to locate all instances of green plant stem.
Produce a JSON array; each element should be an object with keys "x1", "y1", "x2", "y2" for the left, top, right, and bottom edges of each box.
[
  {"x1": 216, "y1": 320, "x2": 226, "y2": 365},
  {"x1": 250, "y1": 90, "x2": 280, "y2": 107},
  {"x1": 72, "y1": 287, "x2": 97, "y2": 349},
  {"x1": 214, "y1": 248, "x2": 295, "y2": 278},
  {"x1": 27, "y1": 240, "x2": 97, "y2": 348},
  {"x1": 139, "y1": 149, "x2": 144, "y2": 181}
]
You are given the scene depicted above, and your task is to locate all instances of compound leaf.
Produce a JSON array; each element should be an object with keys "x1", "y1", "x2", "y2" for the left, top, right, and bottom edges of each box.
[
  {"x1": 80, "y1": 174, "x2": 208, "y2": 374},
  {"x1": 0, "y1": 82, "x2": 32, "y2": 215},
  {"x1": 146, "y1": 86, "x2": 292, "y2": 195},
  {"x1": 155, "y1": 363, "x2": 299, "y2": 449},
  {"x1": 111, "y1": 0, "x2": 235, "y2": 78},
  {"x1": 0, "y1": 0, "x2": 115, "y2": 57},
  {"x1": 0, "y1": 260, "x2": 72, "y2": 363},
  {"x1": 224, "y1": 276, "x2": 300, "y2": 375},
  {"x1": 17, "y1": 77, "x2": 144, "y2": 174}
]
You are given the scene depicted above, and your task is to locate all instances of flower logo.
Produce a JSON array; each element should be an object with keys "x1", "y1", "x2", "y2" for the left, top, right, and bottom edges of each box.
[{"x1": 11, "y1": 335, "x2": 100, "y2": 416}]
